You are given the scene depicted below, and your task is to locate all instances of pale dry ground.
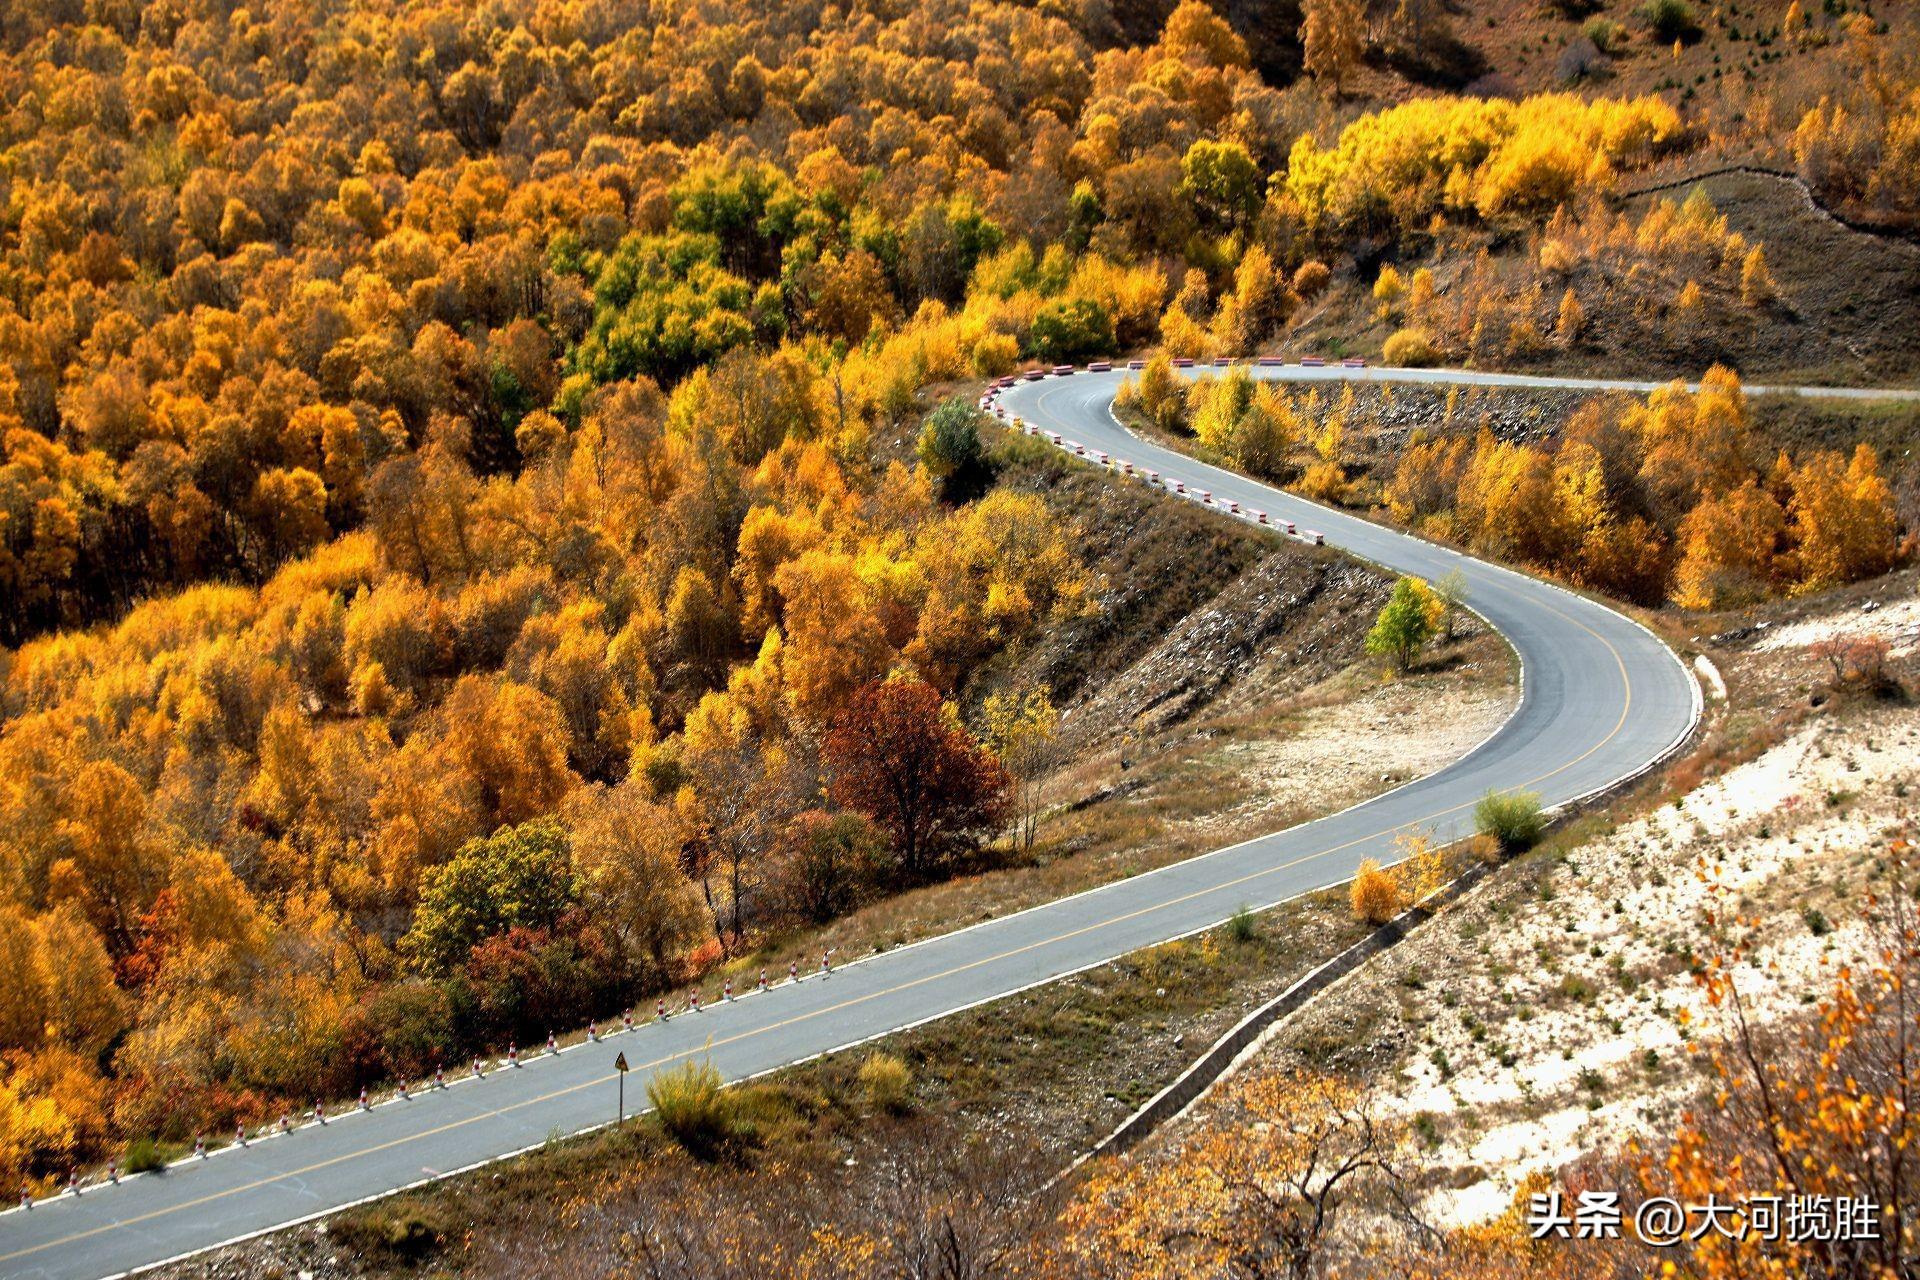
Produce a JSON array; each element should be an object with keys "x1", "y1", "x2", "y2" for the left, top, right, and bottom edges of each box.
[
  {"x1": 1399, "y1": 710, "x2": 1908, "y2": 1227},
  {"x1": 1752, "y1": 578, "x2": 1920, "y2": 659},
  {"x1": 1163, "y1": 599, "x2": 1916, "y2": 1231},
  {"x1": 1185, "y1": 674, "x2": 1517, "y2": 844}
]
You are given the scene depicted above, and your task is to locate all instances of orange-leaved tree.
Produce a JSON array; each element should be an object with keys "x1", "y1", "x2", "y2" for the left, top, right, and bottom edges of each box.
[
  {"x1": 1053, "y1": 1070, "x2": 1423, "y2": 1279},
  {"x1": 824, "y1": 676, "x2": 1011, "y2": 884},
  {"x1": 1634, "y1": 830, "x2": 1918, "y2": 1279}
]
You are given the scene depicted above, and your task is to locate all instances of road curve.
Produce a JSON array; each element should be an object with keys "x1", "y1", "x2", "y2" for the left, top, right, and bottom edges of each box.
[{"x1": 0, "y1": 362, "x2": 1739, "y2": 1280}]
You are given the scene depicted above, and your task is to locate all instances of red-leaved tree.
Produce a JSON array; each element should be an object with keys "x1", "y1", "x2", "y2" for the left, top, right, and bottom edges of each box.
[{"x1": 824, "y1": 677, "x2": 1011, "y2": 883}]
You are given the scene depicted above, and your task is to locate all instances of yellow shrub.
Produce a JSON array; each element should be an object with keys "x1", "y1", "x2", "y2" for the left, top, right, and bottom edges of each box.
[
  {"x1": 971, "y1": 331, "x2": 1020, "y2": 375},
  {"x1": 857, "y1": 1051, "x2": 913, "y2": 1113},
  {"x1": 1159, "y1": 305, "x2": 1214, "y2": 360},
  {"x1": 1350, "y1": 858, "x2": 1405, "y2": 925},
  {"x1": 1382, "y1": 327, "x2": 1439, "y2": 367},
  {"x1": 1298, "y1": 459, "x2": 1348, "y2": 502},
  {"x1": 1292, "y1": 259, "x2": 1331, "y2": 299}
]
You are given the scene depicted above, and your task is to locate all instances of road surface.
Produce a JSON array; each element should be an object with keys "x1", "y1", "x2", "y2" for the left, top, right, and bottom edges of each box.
[{"x1": 0, "y1": 360, "x2": 1756, "y2": 1279}]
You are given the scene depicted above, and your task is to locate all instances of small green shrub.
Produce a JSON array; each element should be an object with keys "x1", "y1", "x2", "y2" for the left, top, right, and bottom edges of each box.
[
  {"x1": 648, "y1": 1059, "x2": 739, "y2": 1159},
  {"x1": 916, "y1": 397, "x2": 987, "y2": 485},
  {"x1": 1637, "y1": 0, "x2": 1700, "y2": 41},
  {"x1": 121, "y1": 1137, "x2": 165, "y2": 1174},
  {"x1": 1583, "y1": 15, "x2": 1627, "y2": 50},
  {"x1": 1227, "y1": 905, "x2": 1259, "y2": 943},
  {"x1": 1559, "y1": 973, "x2": 1596, "y2": 1003},
  {"x1": 858, "y1": 1052, "x2": 914, "y2": 1114},
  {"x1": 1475, "y1": 789, "x2": 1547, "y2": 853}
]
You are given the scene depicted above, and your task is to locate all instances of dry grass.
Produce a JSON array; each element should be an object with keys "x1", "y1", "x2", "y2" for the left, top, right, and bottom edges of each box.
[
  {"x1": 858, "y1": 1052, "x2": 914, "y2": 1114},
  {"x1": 647, "y1": 1060, "x2": 742, "y2": 1160}
]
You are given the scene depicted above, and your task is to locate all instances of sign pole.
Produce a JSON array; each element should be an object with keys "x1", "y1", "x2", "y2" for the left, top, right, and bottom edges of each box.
[{"x1": 614, "y1": 1051, "x2": 629, "y2": 1123}]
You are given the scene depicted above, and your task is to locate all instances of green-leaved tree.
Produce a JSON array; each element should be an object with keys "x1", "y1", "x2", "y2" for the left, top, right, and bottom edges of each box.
[
  {"x1": 401, "y1": 818, "x2": 579, "y2": 971},
  {"x1": 916, "y1": 397, "x2": 988, "y2": 499},
  {"x1": 1365, "y1": 576, "x2": 1441, "y2": 673}
]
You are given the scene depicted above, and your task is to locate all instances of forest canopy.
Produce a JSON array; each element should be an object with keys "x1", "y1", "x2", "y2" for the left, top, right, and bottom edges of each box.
[{"x1": 0, "y1": 0, "x2": 1913, "y2": 1193}]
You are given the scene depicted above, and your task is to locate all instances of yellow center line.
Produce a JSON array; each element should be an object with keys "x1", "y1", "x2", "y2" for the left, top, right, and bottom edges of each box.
[{"x1": 3, "y1": 465, "x2": 1640, "y2": 1271}]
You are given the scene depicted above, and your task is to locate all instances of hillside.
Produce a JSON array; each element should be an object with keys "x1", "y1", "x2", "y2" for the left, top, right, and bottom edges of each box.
[
  {"x1": 1283, "y1": 168, "x2": 1920, "y2": 388},
  {"x1": 147, "y1": 445, "x2": 1520, "y2": 1280},
  {"x1": 1070, "y1": 569, "x2": 1917, "y2": 1278},
  {"x1": 0, "y1": 0, "x2": 1916, "y2": 1271}
]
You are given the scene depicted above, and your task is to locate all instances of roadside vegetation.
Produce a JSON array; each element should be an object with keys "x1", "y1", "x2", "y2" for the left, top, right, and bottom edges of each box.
[
  {"x1": 1366, "y1": 576, "x2": 1444, "y2": 673},
  {"x1": 234, "y1": 891, "x2": 1373, "y2": 1280},
  {"x1": 1126, "y1": 360, "x2": 1905, "y2": 609},
  {"x1": 1475, "y1": 790, "x2": 1548, "y2": 853}
]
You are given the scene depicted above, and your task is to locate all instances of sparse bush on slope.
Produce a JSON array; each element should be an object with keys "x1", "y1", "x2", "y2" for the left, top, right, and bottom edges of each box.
[
  {"x1": 1475, "y1": 789, "x2": 1547, "y2": 853},
  {"x1": 648, "y1": 1060, "x2": 743, "y2": 1159}
]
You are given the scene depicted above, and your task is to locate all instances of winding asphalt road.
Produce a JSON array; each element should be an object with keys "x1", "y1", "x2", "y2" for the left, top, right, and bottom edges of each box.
[{"x1": 0, "y1": 361, "x2": 1771, "y2": 1280}]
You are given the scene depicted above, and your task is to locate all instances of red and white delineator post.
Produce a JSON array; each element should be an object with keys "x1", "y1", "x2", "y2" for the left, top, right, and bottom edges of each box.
[
  {"x1": 508, "y1": 1044, "x2": 520, "y2": 1068},
  {"x1": 759, "y1": 969, "x2": 768, "y2": 991},
  {"x1": 624, "y1": 1009, "x2": 635, "y2": 1032},
  {"x1": 194, "y1": 1136, "x2": 206, "y2": 1159},
  {"x1": 790, "y1": 959, "x2": 799, "y2": 983},
  {"x1": 547, "y1": 1032, "x2": 558, "y2": 1054},
  {"x1": 359, "y1": 1087, "x2": 370, "y2": 1111},
  {"x1": 472, "y1": 1057, "x2": 483, "y2": 1078}
]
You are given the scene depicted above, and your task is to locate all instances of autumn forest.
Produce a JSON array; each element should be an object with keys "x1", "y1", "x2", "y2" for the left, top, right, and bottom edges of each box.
[{"x1": 1, "y1": 0, "x2": 1917, "y2": 1247}]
